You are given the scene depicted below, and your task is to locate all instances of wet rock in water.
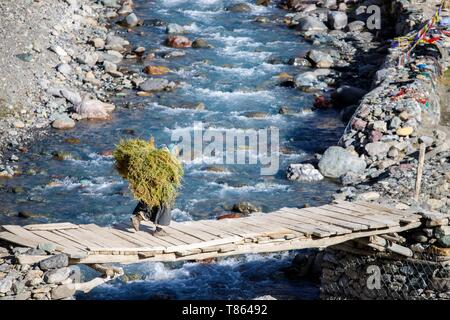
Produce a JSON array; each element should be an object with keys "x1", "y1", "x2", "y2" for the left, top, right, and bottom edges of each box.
[
  {"x1": 307, "y1": 50, "x2": 333, "y2": 68},
  {"x1": 139, "y1": 78, "x2": 176, "y2": 92},
  {"x1": 227, "y1": 3, "x2": 252, "y2": 12},
  {"x1": 232, "y1": 202, "x2": 261, "y2": 214},
  {"x1": 17, "y1": 211, "x2": 45, "y2": 219},
  {"x1": 287, "y1": 164, "x2": 324, "y2": 182},
  {"x1": 166, "y1": 23, "x2": 186, "y2": 34},
  {"x1": 171, "y1": 102, "x2": 205, "y2": 110},
  {"x1": 243, "y1": 111, "x2": 267, "y2": 118},
  {"x1": 143, "y1": 65, "x2": 171, "y2": 76},
  {"x1": 39, "y1": 254, "x2": 69, "y2": 271},
  {"x1": 278, "y1": 106, "x2": 289, "y2": 114},
  {"x1": 44, "y1": 267, "x2": 72, "y2": 284},
  {"x1": 52, "y1": 151, "x2": 74, "y2": 161},
  {"x1": 217, "y1": 213, "x2": 243, "y2": 220},
  {"x1": 52, "y1": 114, "x2": 75, "y2": 130},
  {"x1": 192, "y1": 38, "x2": 212, "y2": 49},
  {"x1": 64, "y1": 137, "x2": 81, "y2": 144},
  {"x1": 255, "y1": 16, "x2": 270, "y2": 23},
  {"x1": 256, "y1": 0, "x2": 270, "y2": 6},
  {"x1": 327, "y1": 11, "x2": 348, "y2": 30},
  {"x1": 163, "y1": 50, "x2": 186, "y2": 59},
  {"x1": 105, "y1": 34, "x2": 130, "y2": 51},
  {"x1": 295, "y1": 69, "x2": 330, "y2": 90},
  {"x1": 332, "y1": 86, "x2": 366, "y2": 107},
  {"x1": 166, "y1": 35, "x2": 192, "y2": 48},
  {"x1": 203, "y1": 166, "x2": 228, "y2": 173},
  {"x1": 318, "y1": 146, "x2": 366, "y2": 178},
  {"x1": 74, "y1": 97, "x2": 115, "y2": 120},
  {"x1": 123, "y1": 13, "x2": 139, "y2": 28},
  {"x1": 296, "y1": 16, "x2": 328, "y2": 32}
]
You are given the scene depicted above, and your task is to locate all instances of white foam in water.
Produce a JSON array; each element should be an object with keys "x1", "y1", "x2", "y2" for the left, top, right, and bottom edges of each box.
[
  {"x1": 171, "y1": 208, "x2": 193, "y2": 221},
  {"x1": 211, "y1": 182, "x2": 291, "y2": 195},
  {"x1": 194, "y1": 87, "x2": 274, "y2": 100}
]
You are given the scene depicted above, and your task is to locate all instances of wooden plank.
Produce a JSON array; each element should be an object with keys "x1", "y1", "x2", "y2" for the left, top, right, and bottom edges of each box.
[
  {"x1": 163, "y1": 222, "x2": 217, "y2": 242},
  {"x1": 24, "y1": 223, "x2": 79, "y2": 231},
  {"x1": 1, "y1": 225, "x2": 63, "y2": 250},
  {"x1": 179, "y1": 221, "x2": 235, "y2": 238},
  {"x1": 321, "y1": 205, "x2": 391, "y2": 228},
  {"x1": 113, "y1": 222, "x2": 178, "y2": 247},
  {"x1": 198, "y1": 220, "x2": 259, "y2": 239},
  {"x1": 32, "y1": 230, "x2": 88, "y2": 255},
  {"x1": 163, "y1": 235, "x2": 243, "y2": 253},
  {"x1": 302, "y1": 207, "x2": 370, "y2": 230},
  {"x1": 316, "y1": 206, "x2": 384, "y2": 229},
  {"x1": 52, "y1": 230, "x2": 95, "y2": 250},
  {"x1": 256, "y1": 214, "x2": 330, "y2": 237},
  {"x1": 81, "y1": 224, "x2": 146, "y2": 247},
  {"x1": 108, "y1": 228, "x2": 166, "y2": 249},
  {"x1": 332, "y1": 202, "x2": 401, "y2": 225},
  {"x1": 355, "y1": 201, "x2": 420, "y2": 222},
  {"x1": 242, "y1": 217, "x2": 305, "y2": 239},
  {"x1": 139, "y1": 221, "x2": 192, "y2": 246},
  {"x1": 271, "y1": 210, "x2": 350, "y2": 235},
  {"x1": 285, "y1": 207, "x2": 367, "y2": 231},
  {"x1": 0, "y1": 231, "x2": 38, "y2": 248},
  {"x1": 59, "y1": 228, "x2": 116, "y2": 249}
]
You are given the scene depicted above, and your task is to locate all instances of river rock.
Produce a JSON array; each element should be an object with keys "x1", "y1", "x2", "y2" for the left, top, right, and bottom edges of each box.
[
  {"x1": 0, "y1": 277, "x2": 13, "y2": 294},
  {"x1": 318, "y1": 146, "x2": 366, "y2": 178},
  {"x1": 44, "y1": 267, "x2": 72, "y2": 284},
  {"x1": 365, "y1": 142, "x2": 390, "y2": 158},
  {"x1": 39, "y1": 254, "x2": 69, "y2": 271},
  {"x1": 228, "y1": 3, "x2": 252, "y2": 12},
  {"x1": 105, "y1": 34, "x2": 129, "y2": 50},
  {"x1": 287, "y1": 164, "x2": 324, "y2": 182},
  {"x1": 123, "y1": 13, "x2": 139, "y2": 28},
  {"x1": 77, "y1": 52, "x2": 99, "y2": 67},
  {"x1": 327, "y1": 11, "x2": 348, "y2": 30},
  {"x1": 74, "y1": 97, "x2": 115, "y2": 120},
  {"x1": 356, "y1": 191, "x2": 380, "y2": 201},
  {"x1": 346, "y1": 21, "x2": 365, "y2": 32},
  {"x1": 307, "y1": 50, "x2": 333, "y2": 68},
  {"x1": 166, "y1": 23, "x2": 185, "y2": 34},
  {"x1": 232, "y1": 202, "x2": 261, "y2": 214},
  {"x1": 297, "y1": 16, "x2": 328, "y2": 32},
  {"x1": 396, "y1": 127, "x2": 414, "y2": 136},
  {"x1": 143, "y1": 65, "x2": 171, "y2": 75},
  {"x1": 139, "y1": 78, "x2": 176, "y2": 92},
  {"x1": 51, "y1": 284, "x2": 75, "y2": 300},
  {"x1": 60, "y1": 89, "x2": 82, "y2": 106},
  {"x1": 52, "y1": 114, "x2": 76, "y2": 129},
  {"x1": 192, "y1": 38, "x2": 212, "y2": 49},
  {"x1": 57, "y1": 63, "x2": 72, "y2": 75},
  {"x1": 166, "y1": 35, "x2": 192, "y2": 48}
]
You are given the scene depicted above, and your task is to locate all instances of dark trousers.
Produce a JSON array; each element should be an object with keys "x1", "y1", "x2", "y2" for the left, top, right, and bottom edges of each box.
[{"x1": 133, "y1": 201, "x2": 172, "y2": 226}]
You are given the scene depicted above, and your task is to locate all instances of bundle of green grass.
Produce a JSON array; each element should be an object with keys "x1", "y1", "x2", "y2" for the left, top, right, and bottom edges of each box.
[{"x1": 113, "y1": 138, "x2": 183, "y2": 207}]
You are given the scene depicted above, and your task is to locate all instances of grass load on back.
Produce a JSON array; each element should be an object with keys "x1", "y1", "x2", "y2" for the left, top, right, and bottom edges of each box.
[{"x1": 113, "y1": 137, "x2": 183, "y2": 209}]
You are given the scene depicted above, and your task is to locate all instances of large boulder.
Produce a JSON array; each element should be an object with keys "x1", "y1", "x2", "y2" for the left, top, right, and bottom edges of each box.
[
  {"x1": 297, "y1": 16, "x2": 328, "y2": 32},
  {"x1": 332, "y1": 85, "x2": 366, "y2": 107},
  {"x1": 39, "y1": 254, "x2": 69, "y2": 271},
  {"x1": 166, "y1": 23, "x2": 186, "y2": 34},
  {"x1": 327, "y1": 11, "x2": 348, "y2": 30},
  {"x1": 318, "y1": 146, "x2": 366, "y2": 178},
  {"x1": 227, "y1": 3, "x2": 252, "y2": 12},
  {"x1": 74, "y1": 96, "x2": 115, "y2": 120},
  {"x1": 287, "y1": 164, "x2": 324, "y2": 182},
  {"x1": 232, "y1": 202, "x2": 261, "y2": 214}
]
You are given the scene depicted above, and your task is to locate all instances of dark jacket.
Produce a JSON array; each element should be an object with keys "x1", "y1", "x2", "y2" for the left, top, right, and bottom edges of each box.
[{"x1": 133, "y1": 201, "x2": 172, "y2": 226}]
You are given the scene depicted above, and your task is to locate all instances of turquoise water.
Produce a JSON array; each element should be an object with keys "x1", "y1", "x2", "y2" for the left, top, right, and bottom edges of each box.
[{"x1": 0, "y1": 0, "x2": 345, "y2": 299}]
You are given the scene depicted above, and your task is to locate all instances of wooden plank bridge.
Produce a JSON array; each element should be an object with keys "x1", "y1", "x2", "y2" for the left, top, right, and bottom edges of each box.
[{"x1": 0, "y1": 201, "x2": 423, "y2": 265}]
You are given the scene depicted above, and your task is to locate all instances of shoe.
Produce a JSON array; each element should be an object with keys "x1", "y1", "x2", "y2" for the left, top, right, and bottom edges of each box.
[
  {"x1": 131, "y1": 215, "x2": 142, "y2": 232},
  {"x1": 153, "y1": 227, "x2": 168, "y2": 236}
]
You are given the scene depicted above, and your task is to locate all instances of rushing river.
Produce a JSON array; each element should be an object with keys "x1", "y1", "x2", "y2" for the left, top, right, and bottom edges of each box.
[{"x1": 0, "y1": 0, "x2": 346, "y2": 299}]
